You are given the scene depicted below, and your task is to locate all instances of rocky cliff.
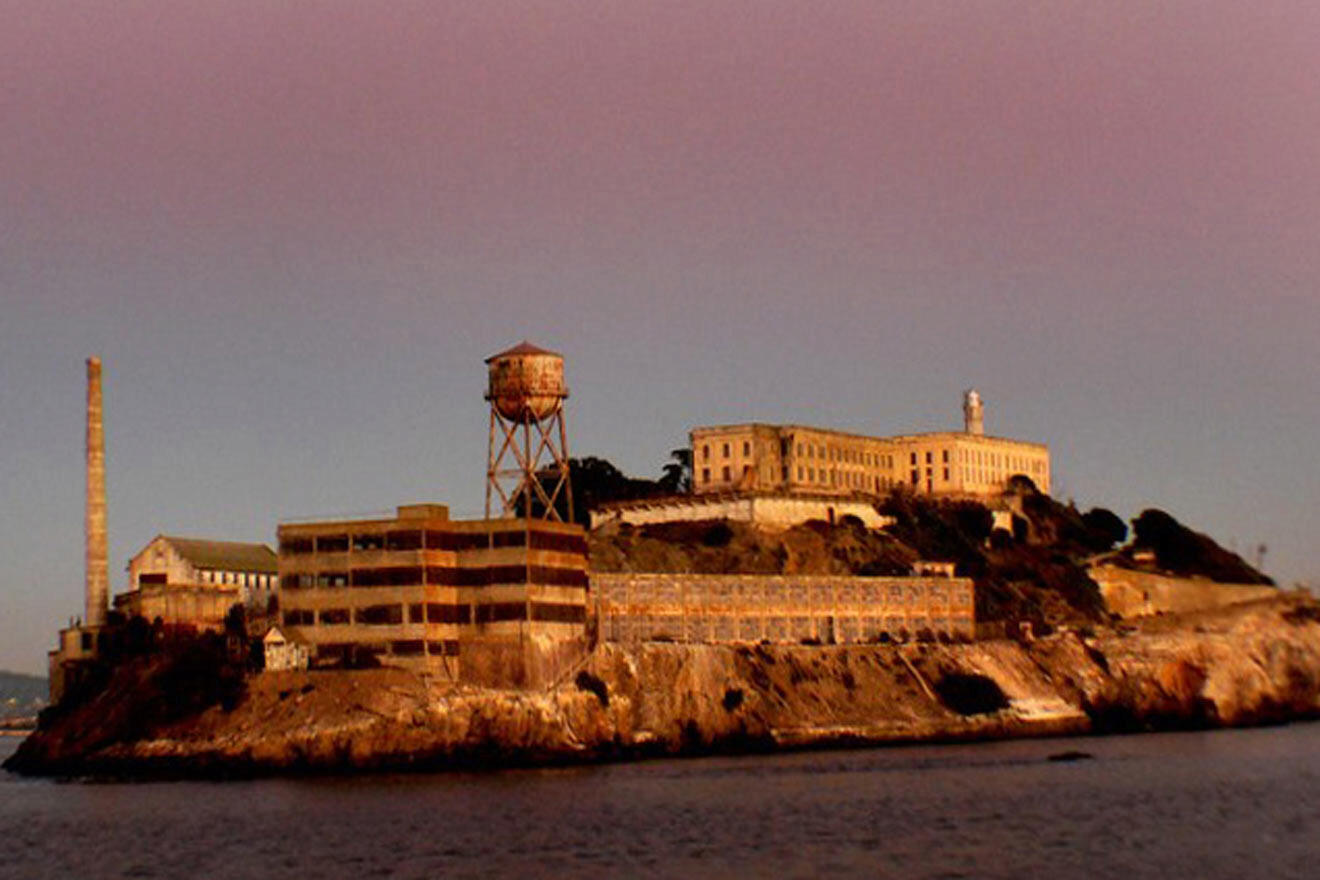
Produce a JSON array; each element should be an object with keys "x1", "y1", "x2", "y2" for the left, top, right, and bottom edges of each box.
[{"x1": 7, "y1": 595, "x2": 1320, "y2": 778}]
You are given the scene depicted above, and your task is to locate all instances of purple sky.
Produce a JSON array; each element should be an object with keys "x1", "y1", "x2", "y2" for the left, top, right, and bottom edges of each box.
[{"x1": 2, "y1": 2, "x2": 1318, "y2": 674}]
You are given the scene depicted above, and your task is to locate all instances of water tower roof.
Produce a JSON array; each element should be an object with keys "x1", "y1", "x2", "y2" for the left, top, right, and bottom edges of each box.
[{"x1": 485, "y1": 340, "x2": 561, "y2": 362}]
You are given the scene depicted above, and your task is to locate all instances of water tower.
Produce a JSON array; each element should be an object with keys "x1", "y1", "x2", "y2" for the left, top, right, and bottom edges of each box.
[{"x1": 484, "y1": 341, "x2": 574, "y2": 522}]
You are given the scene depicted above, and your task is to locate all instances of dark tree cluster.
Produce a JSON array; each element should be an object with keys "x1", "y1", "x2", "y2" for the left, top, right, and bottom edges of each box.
[
  {"x1": 539, "y1": 450, "x2": 692, "y2": 524},
  {"x1": 1130, "y1": 509, "x2": 1273, "y2": 585}
]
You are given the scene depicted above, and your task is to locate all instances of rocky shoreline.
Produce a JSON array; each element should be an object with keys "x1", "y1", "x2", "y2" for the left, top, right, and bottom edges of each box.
[{"x1": 7, "y1": 595, "x2": 1320, "y2": 779}]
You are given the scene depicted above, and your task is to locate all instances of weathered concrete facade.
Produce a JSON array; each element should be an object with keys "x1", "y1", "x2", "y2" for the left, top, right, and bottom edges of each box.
[
  {"x1": 593, "y1": 572, "x2": 975, "y2": 645},
  {"x1": 691, "y1": 394, "x2": 1049, "y2": 500},
  {"x1": 590, "y1": 491, "x2": 894, "y2": 531},
  {"x1": 277, "y1": 504, "x2": 589, "y2": 688}
]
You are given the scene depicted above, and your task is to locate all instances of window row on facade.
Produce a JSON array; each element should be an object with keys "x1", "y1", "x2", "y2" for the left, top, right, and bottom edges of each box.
[
  {"x1": 279, "y1": 529, "x2": 587, "y2": 556},
  {"x1": 284, "y1": 600, "x2": 586, "y2": 628},
  {"x1": 186, "y1": 570, "x2": 275, "y2": 589},
  {"x1": 280, "y1": 564, "x2": 588, "y2": 590},
  {"x1": 603, "y1": 613, "x2": 974, "y2": 644}
]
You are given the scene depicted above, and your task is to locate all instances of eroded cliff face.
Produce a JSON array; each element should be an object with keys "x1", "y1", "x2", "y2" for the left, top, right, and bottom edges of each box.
[{"x1": 7, "y1": 596, "x2": 1320, "y2": 778}]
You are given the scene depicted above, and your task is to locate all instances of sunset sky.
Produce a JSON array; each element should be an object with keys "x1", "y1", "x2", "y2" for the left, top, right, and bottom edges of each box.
[{"x1": 2, "y1": 2, "x2": 1317, "y2": 674}]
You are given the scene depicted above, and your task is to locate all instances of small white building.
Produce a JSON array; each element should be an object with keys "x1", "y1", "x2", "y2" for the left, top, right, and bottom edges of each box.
[{"x1": 263, "y1": 627, "x2": 309, "y2": 672}]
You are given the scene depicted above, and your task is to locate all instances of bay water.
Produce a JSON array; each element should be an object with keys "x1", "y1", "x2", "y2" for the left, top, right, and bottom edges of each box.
[{"x1": 2, "y1": 723, "x2": 1318, "y2": 879}]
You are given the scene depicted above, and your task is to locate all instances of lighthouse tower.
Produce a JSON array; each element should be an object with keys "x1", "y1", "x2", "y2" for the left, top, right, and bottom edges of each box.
[{"x1": 963, "y1": 389, "x2": 985, "y2": 436}]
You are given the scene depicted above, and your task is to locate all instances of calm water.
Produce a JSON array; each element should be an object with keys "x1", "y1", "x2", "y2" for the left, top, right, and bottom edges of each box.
[{"x1": 2, "y1": 724, "x2": 1318, "y2": 879}]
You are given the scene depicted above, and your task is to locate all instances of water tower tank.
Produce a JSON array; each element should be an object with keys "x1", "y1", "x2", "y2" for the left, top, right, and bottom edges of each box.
[{"x1": 485, "y1": 341, "x2": 568, "y2": 424}]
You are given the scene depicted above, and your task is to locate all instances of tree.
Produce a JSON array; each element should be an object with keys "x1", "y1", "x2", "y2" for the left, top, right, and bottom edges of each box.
[
  {"x1": 1006, "y1": 474, "x2": 1039, "y2": 495},
  {"x1": 658, "y1": 447, "x2": 693, "y2": 495},
  {"x1": 1081, "y1": 507, "x2": 1127, "y2": 551},
  {"x1": 1131, "y1": 508, "x2": 1273, "y2": 585}
]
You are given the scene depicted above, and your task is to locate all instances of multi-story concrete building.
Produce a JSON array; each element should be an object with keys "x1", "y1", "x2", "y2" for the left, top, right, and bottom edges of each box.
[
  {"x1": 691, "y1": 391, "x2": 1049, "y2": 500},
  {"x1": 276, "y1": 503, "x2": 589, "y2": 687},
  {"x1": 114, "y1": 535, "x2": 278, "y2": 631}
]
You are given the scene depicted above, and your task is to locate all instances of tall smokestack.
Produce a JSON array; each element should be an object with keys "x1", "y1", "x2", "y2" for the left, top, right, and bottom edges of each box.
[{"x1": 85, "y1": 357, "x2": 108, "y2": 628}]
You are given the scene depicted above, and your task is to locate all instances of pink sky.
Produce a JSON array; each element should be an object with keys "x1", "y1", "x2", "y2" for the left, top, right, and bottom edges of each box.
[{"x1": 1, "y1": 2, "x2": 1318, "y2": 673}]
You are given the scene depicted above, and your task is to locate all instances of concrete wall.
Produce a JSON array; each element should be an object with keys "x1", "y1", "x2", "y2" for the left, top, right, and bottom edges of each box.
[
  {"x1": 1091, "y1": 564, "x2": 1277, "y2": 618},
  {"x1": 593, "y1": 573, "x2": 975, "y2": 645},
  {"x1": 114, "y1": 585, "x2": 239, "y2": 631},
  {"x1": 591, "y1": 492, "x2": 893, "y2": 531}
]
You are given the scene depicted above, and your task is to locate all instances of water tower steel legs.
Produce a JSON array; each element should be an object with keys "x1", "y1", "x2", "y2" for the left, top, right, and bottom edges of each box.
[{"x1": 485, "y1": 407, "x2": 572, "y2": 522}]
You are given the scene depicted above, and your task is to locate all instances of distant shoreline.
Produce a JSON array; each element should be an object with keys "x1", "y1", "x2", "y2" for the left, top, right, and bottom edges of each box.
[{"x1": 0, "y1": 719, "x2": 38, "y2": 737}]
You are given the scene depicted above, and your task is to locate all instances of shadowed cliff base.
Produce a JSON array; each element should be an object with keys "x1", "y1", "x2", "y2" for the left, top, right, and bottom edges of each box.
[{"x1": 6, "y1": 594, "x2": 1320, "y2": 780}]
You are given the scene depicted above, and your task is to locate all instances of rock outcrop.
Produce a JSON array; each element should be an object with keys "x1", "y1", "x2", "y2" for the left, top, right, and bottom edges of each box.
[{"x1": 7, "y1": 595, "x2": 1320, "y2": 778}]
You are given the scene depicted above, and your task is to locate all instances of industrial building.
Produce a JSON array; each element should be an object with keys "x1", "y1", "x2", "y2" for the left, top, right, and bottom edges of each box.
[
  {"x1": 277, "y1": 504, "x2": 588, "y2": 685},
  {"x1": 114, "y1": 535, "x2": 278, "y2": 632}
]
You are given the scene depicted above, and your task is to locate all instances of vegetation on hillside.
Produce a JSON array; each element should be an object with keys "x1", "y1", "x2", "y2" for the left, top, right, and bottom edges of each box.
[
  {"x1": 1125, "y1": 509, "x2": 1273, "y2": 585},
  {"x1": 35, "y1": 612, "x2": 250, "y2": 734},
  {"x1": 586, "y1": 456, "x2": 1273, "y2": 629}
]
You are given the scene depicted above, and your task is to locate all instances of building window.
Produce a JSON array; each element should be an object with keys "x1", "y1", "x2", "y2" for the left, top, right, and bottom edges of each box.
[
  {"x1": 743, "y1": 441, "x2": 750, "y2": 456},
  {"x1": 910, "y1": 453, "x2": 917, "y2": 465},
  {"x1": 703, "y1": 444, "x2": 710, "y2": 461},
  {"x1": 943, "y1": 468, "x2": 950, "y2": 481},
  {"x1": 943, "y1": 450, "x2": 949, "y2": 463},
  {"x1": 722, "y1": 466, "x2": 731, "y2": 481},
  {"x1": 723, "y1": 443, "x2": 730, "y2": 457},
  {"x1": 702, "y1": 468, "x2": 710, "y2": 483},
  {"x1": 797, "y1": 466, "x2": 804, "y2": 480},
  {"x1": 925, "y1": 451, "x2": 932, "y2": 464}
]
